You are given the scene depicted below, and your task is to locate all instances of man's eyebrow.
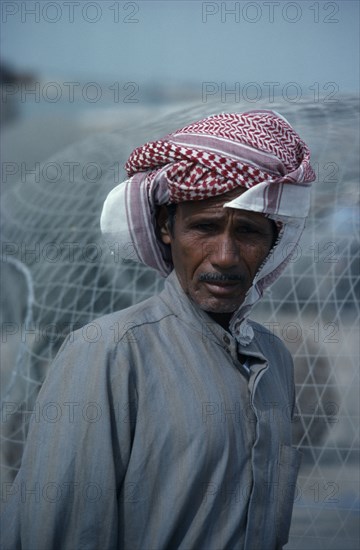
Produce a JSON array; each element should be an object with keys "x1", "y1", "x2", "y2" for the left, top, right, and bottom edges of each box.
[
  {"x1": 185, "y1": 213, "x2": 225, "y2": 222},
  {"x1": 186, "y1": 211, "x2": 268, "y2": 222},
  {"x1": 233, "y1": 213, "x2": 268, "y2": 224}
]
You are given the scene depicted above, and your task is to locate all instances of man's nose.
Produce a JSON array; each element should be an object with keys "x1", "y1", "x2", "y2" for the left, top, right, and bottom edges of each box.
[{"x1": 205, "y1": 234, "x2": 240, "y2": 270}]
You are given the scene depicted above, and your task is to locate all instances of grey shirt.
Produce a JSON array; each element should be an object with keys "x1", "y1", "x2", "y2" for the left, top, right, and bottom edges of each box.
[{"x1": 1, "y1": 271, "x2": 301, "y2": 550}]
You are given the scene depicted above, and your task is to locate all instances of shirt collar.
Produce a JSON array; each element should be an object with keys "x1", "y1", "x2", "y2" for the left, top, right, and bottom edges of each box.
[{"x1": 160, "y1": 270, "x2": 268, "y2": 366}]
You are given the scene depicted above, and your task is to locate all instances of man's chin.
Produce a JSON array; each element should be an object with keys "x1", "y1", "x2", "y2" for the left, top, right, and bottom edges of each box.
[{"x1": 193, "y1": 297, "x2": 242, "y2": 315}]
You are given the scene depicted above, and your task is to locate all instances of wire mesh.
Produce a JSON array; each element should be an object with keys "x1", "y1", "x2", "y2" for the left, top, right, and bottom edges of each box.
[{"x1": 1, "y1": 98, "x2": 359, "y2": 549}]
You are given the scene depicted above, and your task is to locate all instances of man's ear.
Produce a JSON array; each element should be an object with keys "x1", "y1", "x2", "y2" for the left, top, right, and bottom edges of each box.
[{"x1": 157, "y1": 205, "x2": 172, "y2": 245}]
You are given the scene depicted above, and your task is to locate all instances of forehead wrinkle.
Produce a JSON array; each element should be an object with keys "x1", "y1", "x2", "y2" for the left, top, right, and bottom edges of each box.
[
  {"x1": 180, "y1": 203, "x2": 271, "y2": 228},
  {"x1": 179, "y1": 203, "x2": 228, "y2": 224},
  {"x1": 178, "y1": 196, "x2": 241, "y2": 220}
]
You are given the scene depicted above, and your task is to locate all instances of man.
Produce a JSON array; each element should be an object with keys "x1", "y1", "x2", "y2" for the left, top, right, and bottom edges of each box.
[{"x1": 1, "y1": 110, "x2": 315, "y2": 549}]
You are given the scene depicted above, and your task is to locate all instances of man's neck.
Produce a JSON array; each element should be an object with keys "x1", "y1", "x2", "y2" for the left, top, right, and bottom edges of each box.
[{"x1": 205, "y1": 311, "x2": 234, "y2": 332}]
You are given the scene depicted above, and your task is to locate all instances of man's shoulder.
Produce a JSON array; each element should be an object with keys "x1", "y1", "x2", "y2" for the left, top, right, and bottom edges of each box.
[{"x1": 69, "y1": 292, "x2": 172, "y2": 346}]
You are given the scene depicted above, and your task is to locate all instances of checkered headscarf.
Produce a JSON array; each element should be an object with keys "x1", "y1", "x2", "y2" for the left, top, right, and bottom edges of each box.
[{"x1": 125, "y1": 110, "x2": 315, "y2": 203}]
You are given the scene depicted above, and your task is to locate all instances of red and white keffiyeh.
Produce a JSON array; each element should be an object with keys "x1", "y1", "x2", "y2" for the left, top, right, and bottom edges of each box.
[
  {"x1": 101, "y1": 110, "x2": 316, "y2": 345},
  {"x1": 125, "y1": 110, "x2": 315, "y2": 203}
]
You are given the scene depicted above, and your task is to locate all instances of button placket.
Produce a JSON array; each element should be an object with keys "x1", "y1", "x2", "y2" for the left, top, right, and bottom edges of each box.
[
  {"x1": 223, "y1": 334, "x2": 230, "y2": 345},
  {"x1": 223, "y1": 333, "x2": 239, "y2": 361}
]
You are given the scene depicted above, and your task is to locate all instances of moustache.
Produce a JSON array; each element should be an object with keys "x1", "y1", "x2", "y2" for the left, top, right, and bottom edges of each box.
[{"x1": 198, "y1": 273, "x2": 245, "y2": 283}]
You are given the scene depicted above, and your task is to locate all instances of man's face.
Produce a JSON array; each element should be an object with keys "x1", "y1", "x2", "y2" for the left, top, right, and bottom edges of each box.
[{"x1": 160, "y1": 188, "x2": 275, "y2": 315}]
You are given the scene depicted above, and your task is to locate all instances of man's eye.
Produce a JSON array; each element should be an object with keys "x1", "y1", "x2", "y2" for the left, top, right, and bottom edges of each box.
[
  {"x1": 237, "y1": 225, "x2": 259, "y2": 233},
  {"x1": 193, "y1": 223, "x2": 217, "y2": 231},
  {"x1": 239, "y1": 224, "x2": 270, "y2": 235}
]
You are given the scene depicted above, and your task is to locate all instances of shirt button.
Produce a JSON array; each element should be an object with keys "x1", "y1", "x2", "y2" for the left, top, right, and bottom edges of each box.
[{"x1": 223, "y1": 334, "x2": 230, "y2": 345}]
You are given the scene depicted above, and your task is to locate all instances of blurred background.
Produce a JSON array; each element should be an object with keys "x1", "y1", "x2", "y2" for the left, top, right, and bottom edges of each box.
[{"x1": 1, "y1": 1, "x2": 359, "y2": 548}]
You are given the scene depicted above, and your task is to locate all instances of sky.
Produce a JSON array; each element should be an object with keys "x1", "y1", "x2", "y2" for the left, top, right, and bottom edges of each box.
[{"x1": 1, "y1": 0, "x2": 359, "y2": 96}]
